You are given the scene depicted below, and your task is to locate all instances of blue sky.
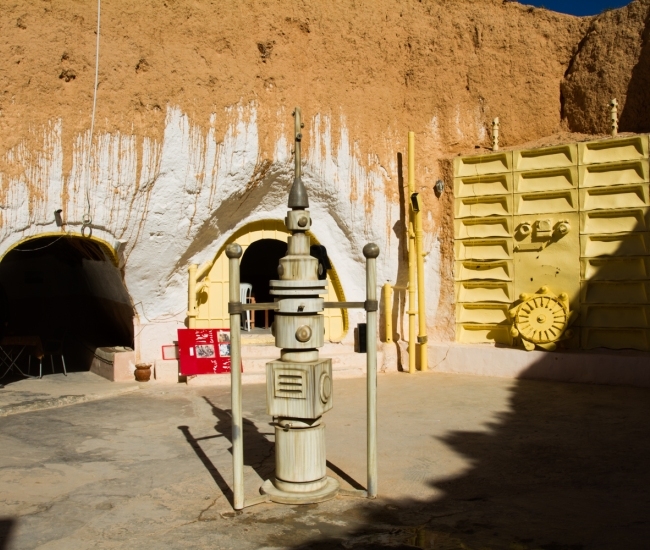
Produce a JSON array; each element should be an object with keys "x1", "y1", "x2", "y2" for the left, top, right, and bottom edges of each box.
[{"x1": 523, "y1": 0, "x2": 631, "y2": 16}]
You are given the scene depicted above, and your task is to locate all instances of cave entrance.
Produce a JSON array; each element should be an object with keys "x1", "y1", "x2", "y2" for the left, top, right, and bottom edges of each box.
[
  {"x1": 0, "y1": 236, "x2": 133, "y2": 382},
  {"x1": 239, "y1": 239, "x2": 287, "y2": 330}
]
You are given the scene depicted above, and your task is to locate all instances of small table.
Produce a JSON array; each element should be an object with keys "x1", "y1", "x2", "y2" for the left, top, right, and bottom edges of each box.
[{"x1": 0, "y1": 336, "x2": 44, "y2": 381}]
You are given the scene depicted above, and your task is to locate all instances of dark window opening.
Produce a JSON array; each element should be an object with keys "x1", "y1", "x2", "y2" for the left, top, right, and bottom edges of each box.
[
  {"x1": 239, "y1": 239, "x2": 287, "y2": 330},
  {"x1": 0, "y1": 236, "x2": 134, "y2": 381}
]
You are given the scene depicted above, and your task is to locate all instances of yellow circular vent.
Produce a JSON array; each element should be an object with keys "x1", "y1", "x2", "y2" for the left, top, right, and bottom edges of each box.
[
  {"x1": 515, "y1": 295, "x2": 568, "y2": 344},
  {"x1": 509, "y1": 287, "x2": 573, "y2": 351}
]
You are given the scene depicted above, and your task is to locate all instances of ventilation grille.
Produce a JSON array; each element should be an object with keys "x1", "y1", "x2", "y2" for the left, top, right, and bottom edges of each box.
[{"x1": 274, "y1": 370, "x2": 307, "y2": 399}]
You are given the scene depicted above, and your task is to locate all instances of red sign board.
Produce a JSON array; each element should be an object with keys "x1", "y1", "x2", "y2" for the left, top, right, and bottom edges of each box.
[{"x1": 177, "y1": 328, "x2": 241, "y2": 376}]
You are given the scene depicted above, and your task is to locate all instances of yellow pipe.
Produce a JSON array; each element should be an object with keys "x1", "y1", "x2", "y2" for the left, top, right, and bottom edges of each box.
[
  {"x1": 383, "y1": 283, "x2": 393, "y2": 343},
  {"x1": 414, "y1": 189, "x2": 428, "y2": 372},
  {"x1": 411, "y1": 133, "x2": 428, "y2": 370},
  {"x1": 407, "y1": 133, "x2": 417, "y2": 374},
  {"x1": 408, "y1": 132, "x2": 428, "y2": 371},
  {"x1": 188, "y1": 264, "x2": 197, "y2": 328}
]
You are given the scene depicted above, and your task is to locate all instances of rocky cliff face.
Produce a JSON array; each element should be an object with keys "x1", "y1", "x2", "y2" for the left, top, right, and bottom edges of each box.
[
  {"x1": 0, "y1": 0, "x2": 645, "y2": 356},
  {"x1": 562, "y1": 0, "x2": 650, "y2": 134}
]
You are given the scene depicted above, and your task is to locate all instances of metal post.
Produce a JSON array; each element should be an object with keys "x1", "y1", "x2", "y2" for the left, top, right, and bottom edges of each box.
[
  {"x1": 226, "y1": 243, "x2": 244, "y2": 510},
  {"x1": 407, "y1": 133, "x2": 417, "y2": 374},
  {"x1": 364, "y1": 243, "x2": 379, "y2": 498},
  {"x1": 187, "y1": 264, "x2": 197, "y2": 329},
  {"x1": 383, "y1": 283, "x2": 393, "y2": 344},
  {"x1": 492, "y1": 117, "x2": 500, "y2": 152},
  {"x1": 610, "y1": 98, "x2": 618, "y2": 137},
  {"x1": 409, "y1": 133, "x2": 428, "y2": 372}
]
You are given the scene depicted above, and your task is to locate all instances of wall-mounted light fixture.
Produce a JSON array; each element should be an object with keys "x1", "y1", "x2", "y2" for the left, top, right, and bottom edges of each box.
[
  {"x1": 54, "y1": 209, "x2": 63, "y2": 227},
  {"x1": 410, "y1": 192, "x2": 422, "y2": 212},
  {"x1": 434, "y1": 179, "x2": 445, "y2": 197}
]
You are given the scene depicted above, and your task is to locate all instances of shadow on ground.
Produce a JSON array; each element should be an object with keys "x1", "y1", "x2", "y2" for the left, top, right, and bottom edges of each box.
[
  {"x1": 290, "y1": 354, "x2": 650, "y2": 550},
  {"x1": 178, "y1": 396, "x2": 275, "y2": 507}
]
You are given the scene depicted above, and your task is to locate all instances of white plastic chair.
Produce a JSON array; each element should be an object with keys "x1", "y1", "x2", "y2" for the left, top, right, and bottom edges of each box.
[{"x1": 240, "y1": 283, "x2": 253, "y2": 331}]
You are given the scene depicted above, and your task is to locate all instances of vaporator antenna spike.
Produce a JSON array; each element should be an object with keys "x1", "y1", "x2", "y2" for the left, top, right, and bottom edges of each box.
[{"x1": 288, "y1": 106, "x2": 309, "y2": 210}]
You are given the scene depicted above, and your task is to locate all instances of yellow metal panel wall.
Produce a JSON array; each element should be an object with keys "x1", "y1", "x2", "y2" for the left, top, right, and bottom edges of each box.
[
  {"x1": 513, "y1": 213, "x2": 580, "y2": 307},
  {"x1": 580, "y1": 305, "x2": 650, "y2": 328},
  {"x1": 579, "y1": 183, "x2": 649, "y2": 211},
  {"x1": 454, "y1": 133, "x2": 650, "y2": 350},
  {"x1": 580, "y1": 233, "x2": 650, "y2": 257},
  {"x1": 455, "y1": 281, "x2": 515, "y2": 304},
  {"x1": 581, "y1": 328, "x2": 650, "y2": 351},
  {"x1": 456, "y1": 303, "x2": 510, "y2": 324},
  {"x1": 514, "y1": 190, "x2": 578, "y2": 215},
  {"x1": 453, "y1": 151, "x2": 513, "y2": 178},
  {"x1": 579, "y1": 160, "x2": 649, "y2": 188},
  {"x1": 454, "y1": 195, "x2": 513, "y2": 218},
  {"x1": 580, "y1": 208, "x2": 649, "y2": 234},
  {"x1": 454, "y1": 260, "x2": 513, "y2": 281},
  {"x1": 454, "y1": 173, "x2": 513, "y2": 198},
  {"x1": 454, "y1": 217, "x2": 511, "y2": 239},
  {"x1": 514, "y1": 144, "x2": 577, "y2": 171},
  {"x1": 514, "y1": 167, "x2": 578, "y2": 193},
  {"x1": 580, "y1": 281, "x2": 650, "y2": 304},
  {"x1": 456, "y1": 323, "x2": 513, "y2": 345},
  {"x1": 578, "y1": 135, "x2": 649, "y2": 165},
  {"x1": 454, "y1": 238, "x2": 513, "y2": 261},
  {"x1": 581, "y1": 257, "x2": 650, "y2": 281}
]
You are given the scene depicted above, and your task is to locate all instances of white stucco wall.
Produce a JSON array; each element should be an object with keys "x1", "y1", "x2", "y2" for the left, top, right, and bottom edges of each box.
[{"x1": 0, "y1": 104, "x2": 444, "y2": 363}]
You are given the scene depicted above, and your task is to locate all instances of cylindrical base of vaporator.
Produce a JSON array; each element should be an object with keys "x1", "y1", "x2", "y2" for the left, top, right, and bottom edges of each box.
[
  {"x1": 273, "y1": 476, "x2": 327, "y2": 493},
  {"x1": 274, "y1": 422, "x2": 325, "y2": 484},
  {"x1": 260, "y1": 476, "x2": 339, "y2": 505}
]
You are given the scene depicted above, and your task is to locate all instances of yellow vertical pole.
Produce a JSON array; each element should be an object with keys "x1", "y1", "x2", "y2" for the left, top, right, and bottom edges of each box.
[
  {"x1": 383, "y1": 283, "x2": 393, "y2": 343},
  {"x1": 407, "y1": 132, "x2": 417, "y2": 374},
  {"x1": 188, "y1": 264, "x2": 197, "y2": 328},
  {"x1": 414, "y1": 190, "x2": 428, "y2": 372}
]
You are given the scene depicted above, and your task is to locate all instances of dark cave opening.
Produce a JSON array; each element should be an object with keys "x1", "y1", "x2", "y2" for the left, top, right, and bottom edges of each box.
[{"x1": 0, "y1": 236, "x2": 133, "y2": 381}]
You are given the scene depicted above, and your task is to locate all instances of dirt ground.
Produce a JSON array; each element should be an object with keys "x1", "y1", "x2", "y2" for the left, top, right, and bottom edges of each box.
[{"x1": 1, "y1": 371, "x2": 649, "y2": 549}]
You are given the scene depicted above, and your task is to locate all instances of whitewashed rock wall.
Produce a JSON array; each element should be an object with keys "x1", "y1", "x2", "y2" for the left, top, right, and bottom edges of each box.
[{"x1": 0, "y1": 105, "x2": 445, "y2": 363}]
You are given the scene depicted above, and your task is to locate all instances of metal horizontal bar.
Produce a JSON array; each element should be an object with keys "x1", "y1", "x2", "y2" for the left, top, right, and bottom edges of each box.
[
  {"x1": 241, "y1": 302, "x2": 279, "y2": 311},
  {"x1": 324, "y1": 301, "x2": 365, "y2": 309}
]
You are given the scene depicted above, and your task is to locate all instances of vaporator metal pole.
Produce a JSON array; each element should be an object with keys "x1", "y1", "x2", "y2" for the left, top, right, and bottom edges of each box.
[
  {"x1": 364, "y1": 243, "x2": 379, "y2": 498},
  {"x1": 226, "y1": 243, "x2": 244, "y2": 510},
  {"x1": 383, "y1": 283, "x2": 393, "y2": 344}
]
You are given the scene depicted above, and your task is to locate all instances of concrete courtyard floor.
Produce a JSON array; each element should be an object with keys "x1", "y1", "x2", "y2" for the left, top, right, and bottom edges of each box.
[{"x1": 1, "y1": 370, "x2": 649, "y2": 549}]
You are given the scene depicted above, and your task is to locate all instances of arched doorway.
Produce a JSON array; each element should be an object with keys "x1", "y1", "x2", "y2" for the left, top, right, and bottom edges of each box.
[
  {"x1": 240, "y1": 239, "x2": 287, "y2": 329},
  {"x1": 0, "y1": 235, "x2": 133, "y2": 379},
  {"x1": 192, "y1": 220, "x2": 347, "y2": 342}
]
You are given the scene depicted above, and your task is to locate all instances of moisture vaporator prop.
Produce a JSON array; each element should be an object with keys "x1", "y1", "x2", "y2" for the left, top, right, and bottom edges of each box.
[
  {"x1": 226, "y1": 107, "x2": 379, "y2": 510},
  {"x1": 260, "y1": 106, "x2": 339, "y2": 504}
]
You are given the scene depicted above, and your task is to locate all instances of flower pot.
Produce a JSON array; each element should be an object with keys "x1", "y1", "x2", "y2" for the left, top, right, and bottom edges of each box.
[{"x1": 134, "y1": 363, "x2": 152, "y2": 382}]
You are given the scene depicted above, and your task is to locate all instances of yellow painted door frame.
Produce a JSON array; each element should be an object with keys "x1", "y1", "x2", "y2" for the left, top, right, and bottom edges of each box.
[{"x1": 190, "y1": 219, "x2": 348, "y2": 342}]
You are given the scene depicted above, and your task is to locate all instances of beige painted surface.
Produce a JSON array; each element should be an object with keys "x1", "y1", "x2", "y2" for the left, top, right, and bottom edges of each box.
[{"x1": 90, "y1": 350, "x2": 136, "y2": 382}]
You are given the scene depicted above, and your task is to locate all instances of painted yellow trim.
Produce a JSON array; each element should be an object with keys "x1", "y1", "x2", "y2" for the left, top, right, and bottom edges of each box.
[
  {"x1": 194, "y1": 219, "x2": 349, "y2": 337},
  {"x1": 0, "y1": 232, "x2": 119, "y2": 267},
  {"x1": 198, "y1": 219, "x2": 289, "y2": 281}
]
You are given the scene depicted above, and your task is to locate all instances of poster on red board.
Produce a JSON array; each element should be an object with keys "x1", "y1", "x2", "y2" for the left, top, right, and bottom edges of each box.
[{"x1": 177, "y1": 328, "x2": 242, "y2": 376}]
